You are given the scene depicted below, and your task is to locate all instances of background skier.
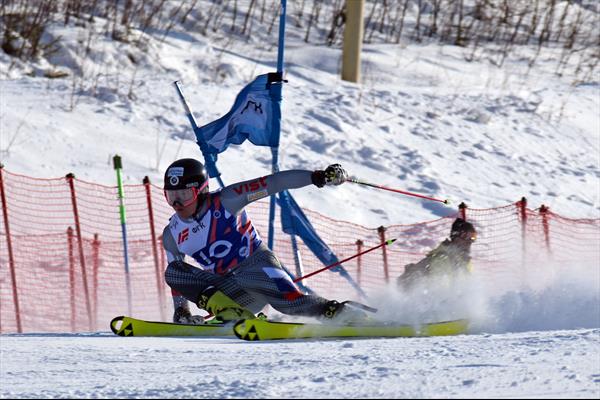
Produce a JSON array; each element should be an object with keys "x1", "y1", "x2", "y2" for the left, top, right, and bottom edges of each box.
[{"x1": 397, "y1": 218, "x2": 477, "y2": 290}]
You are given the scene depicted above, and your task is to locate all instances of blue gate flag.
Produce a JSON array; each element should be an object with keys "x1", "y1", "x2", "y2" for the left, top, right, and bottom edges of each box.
[
  {"x1": 278, "y1": 190, "x2": 367, "y2": 298},
  {"x1": 194, "y1": 73, "x2": 283, "y2": 155}
]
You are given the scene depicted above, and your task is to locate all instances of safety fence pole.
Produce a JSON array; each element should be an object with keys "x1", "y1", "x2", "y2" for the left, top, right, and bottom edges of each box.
[
  {"x1": 517, "y1": 197, "x2": 528, "y2": 272},
  {"x1": 377, "y1": 226, "x2": 390, "y2": 283},
  {"x1": 67, "y1": 226, "x2": 76, "y2": 332},
  {"x1": 159, "y1": 235, "x2": 165, "y2": 270},
  {"x1": 92, "y1": 233, "x2": 100, "y2": 330},
  {"x1": 144, "y1": 176, "x2": 166, "y2": 321},
  {"x1": 0, "y1": 165, "x2": 22, "y2": 333},
  {"x1": 66, "y1": 173, "x2": 93, "y2": 331},
  {"x1": 539, "y1": 205, "x2": 551, "y2": 253},
  {"x1": 355, "y1": 239, "x2": 363, "y2": 287},
  {"x1": 158, "y1": 235, "x2": 168, "y2": 314},
  {"x1": 459, "y1": 202, "x2": 468, "y2": 220}
]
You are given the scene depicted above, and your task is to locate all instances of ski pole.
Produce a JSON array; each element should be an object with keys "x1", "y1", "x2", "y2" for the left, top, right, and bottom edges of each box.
[
  {"x1": 293, "y1": 238, "x2": 397, "y2": 283},
  {"x1": 346, "y1": 177, "x2": 449, "y2": 204}
]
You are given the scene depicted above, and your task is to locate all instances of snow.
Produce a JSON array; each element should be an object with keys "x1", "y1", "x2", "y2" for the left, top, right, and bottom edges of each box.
[
  {"x1": 1, "y1": 1, "x2": 599, "y2": 398},
  {"x1": 2, "y1": 17, "x2": 599, "y2": 225},
  {"x1": 2, "y1": 329, "x2": 599, "y2": 399}
]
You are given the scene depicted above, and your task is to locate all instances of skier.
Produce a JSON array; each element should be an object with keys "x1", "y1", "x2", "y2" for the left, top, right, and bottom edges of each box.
[
  {"x1": 397, "y1": 218, "x2": 477, "y2": 290},
  {"x1": 161, "y1": 158, "x2": 364, "y2": 324}
]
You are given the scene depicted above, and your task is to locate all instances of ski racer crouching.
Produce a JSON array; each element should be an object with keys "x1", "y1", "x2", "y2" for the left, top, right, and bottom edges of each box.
[
  {"x1": 161, "y1": 158, "x2": 365, "y2": 324},
  {"x1": 397, "y1": 218, "x2": 477, "y2": 290}
]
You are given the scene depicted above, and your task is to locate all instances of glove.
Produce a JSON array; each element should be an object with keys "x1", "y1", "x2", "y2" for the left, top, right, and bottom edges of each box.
[
  {"x1": 311, "y1": 164, "x2": 348, "y2": 188},
  {"x1": 173, "y1": 306, "x2": 205, "y2": 325}
]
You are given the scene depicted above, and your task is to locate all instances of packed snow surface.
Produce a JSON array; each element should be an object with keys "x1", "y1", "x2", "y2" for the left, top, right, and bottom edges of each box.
[{"x1": 2, "y1": 329, "x2": 599, "y2": 399}]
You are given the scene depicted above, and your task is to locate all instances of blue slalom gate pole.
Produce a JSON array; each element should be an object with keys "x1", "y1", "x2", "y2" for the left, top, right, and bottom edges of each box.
[
  {"x1": 173, "y1": 80, "x2": 225, "y2": 188},
  {"x1": 268, "y1": 0, "x2": 287, "y2": 250}
]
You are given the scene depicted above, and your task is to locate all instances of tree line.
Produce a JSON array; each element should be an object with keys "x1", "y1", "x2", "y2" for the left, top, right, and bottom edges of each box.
[{"x1": 2, "y1": 0, "x2": 598, "y2": 84}]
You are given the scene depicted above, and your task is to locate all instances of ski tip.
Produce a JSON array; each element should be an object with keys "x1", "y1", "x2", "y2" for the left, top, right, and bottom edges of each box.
[{"x1": 110, "y1": 316, "x2": 126, "y2": 335}]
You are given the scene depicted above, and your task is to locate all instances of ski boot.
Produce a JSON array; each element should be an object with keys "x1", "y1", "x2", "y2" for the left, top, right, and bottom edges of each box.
[{"x1": 197, "y1": 286, "x2": 256, "y2": 322}]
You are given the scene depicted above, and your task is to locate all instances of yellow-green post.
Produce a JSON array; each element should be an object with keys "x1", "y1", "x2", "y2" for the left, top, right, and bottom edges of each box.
[{"x1": 113, "y1": 155, "x2": 133, "y2": 316}]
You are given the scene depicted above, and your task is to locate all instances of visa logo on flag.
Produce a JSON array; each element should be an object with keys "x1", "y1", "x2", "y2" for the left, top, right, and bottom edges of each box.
[{"x1": 194, "y1": 73, "x2": 283, "y2": 154}]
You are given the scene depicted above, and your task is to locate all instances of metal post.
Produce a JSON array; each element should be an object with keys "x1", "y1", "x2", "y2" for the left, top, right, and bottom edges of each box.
[
  {"x1": 66, "y1": 173, "x2": 93, "y2": 331},
  {"x1": 459, "y1": 202, "x2": 468, "y2": 220},
  {"x1": 0, "y1": 165, "x2": 22, "y2": 333},
  {"x1": 377, "y1": 226, "x2": 390, "y2": 283},
  {"x1": 143, "y1": 176, "x2": 166, "y2": 321},
  {"x1": 268, "y1": 156, "x2": 279, "y2": 251},
  {"x1": 356, "y1": 239, "x2": 364, "y2": 287},
  {"x1": 91, "y1": 233, "x2": 100, "y2": 330},
  {"x1": 67, "y1": 226, "x2": 76, "y2": 332},
  {"x1": 268, "y1": 0, "x2": 287, "y2": 250},
  {"x1": 518, "y1": 197, "x2": 528, "y2": 273},
  {"x1": 540, "y1": 204, "x2": 551, "y2": 253},
  {"x1": 159, "y1": 235, "x2": 165, "y2": 273},
  {"x1": 290, "y1": 235, "x2": 304, "y2": 280}
]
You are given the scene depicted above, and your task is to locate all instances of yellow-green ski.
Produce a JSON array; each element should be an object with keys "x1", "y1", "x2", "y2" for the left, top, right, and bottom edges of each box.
[
  {"x1": 233, "y1": 318, "x2": 469, "y2": 341},
  {"x1": 110, "y1": 315, "x2": 235, "y2": 337}
]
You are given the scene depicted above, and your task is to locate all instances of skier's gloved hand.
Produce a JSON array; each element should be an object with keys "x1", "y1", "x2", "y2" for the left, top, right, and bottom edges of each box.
[
  {"x1": 173, "y1": 306, "x2": 204, "y2": 325},
  {"x1": 311, "y1": 164, "x2": 348, "y2": 188}
]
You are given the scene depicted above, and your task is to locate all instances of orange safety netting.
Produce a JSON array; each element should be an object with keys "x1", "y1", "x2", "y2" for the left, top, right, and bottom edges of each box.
[{"x1": 1, "y1": 168, "x2": 599, "y2": 333}]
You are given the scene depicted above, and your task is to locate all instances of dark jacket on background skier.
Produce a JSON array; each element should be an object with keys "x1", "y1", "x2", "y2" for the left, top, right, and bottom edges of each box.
[{"x1": 397, "y1": 218, "x2": 476, "y2": 290}]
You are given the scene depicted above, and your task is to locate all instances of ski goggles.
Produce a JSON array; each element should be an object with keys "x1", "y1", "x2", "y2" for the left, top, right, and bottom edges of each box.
[
  {"x1": 454, "y1": 231, "x2": 477, "y2": 242},
  {"x1": 164, "y1": 181, "x2": 209, "y2": 207},
  {"x1": 463, "y1": 232, "x2": 477, "y2": 242}
]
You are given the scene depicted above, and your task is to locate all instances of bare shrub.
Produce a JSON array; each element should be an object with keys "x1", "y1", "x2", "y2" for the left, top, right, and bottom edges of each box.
[{"x1": 2, "y1": 1, "x2": 597, "y2": 93}]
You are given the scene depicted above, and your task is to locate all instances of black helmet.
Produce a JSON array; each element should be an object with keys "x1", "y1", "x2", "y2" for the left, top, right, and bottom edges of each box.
[
  {"x1": 164, "y1": 158, "x2": 208, "y2": 191},
  {"x1": 450, "y1": 218, "x2": 476, "y2": 239}
]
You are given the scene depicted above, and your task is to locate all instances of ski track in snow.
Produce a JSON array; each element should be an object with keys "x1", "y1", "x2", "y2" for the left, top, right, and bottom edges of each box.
[{"x1": 1, "y1": 329, "x2": 599, "y2": 399}]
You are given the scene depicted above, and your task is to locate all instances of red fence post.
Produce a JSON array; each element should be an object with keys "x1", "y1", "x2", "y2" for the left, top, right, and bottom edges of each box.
[
  {"x1": 517, "y1": 197, "x2": 527, "y2": 240},
  {"x1": 92, "y1": 233, "x2": 100, "y2": 330},
  {"x1": 459, "y1": 202, "x2": 468, "y2": 220},
  {"x1": 67, "y1": 227, "x2": 76, "y2": 332},
  {"x1": 143, "y1": 176, "x2": 165, "y2": 321},
  {"x1": 539, "y1": 204, "x2": 551, "y2": 253},
  {"x1": 355, "y1": 239, "x2": 363, "y2": 287},
  {"x1": 159, "y1": 234, "x2": 168, "y2": 307},
  {"x1": 0, "y1": 165, "x2": 22, "y2": 333},
  {"x1": 377, "y1": 226, "x2": 390, "y2": 284},
  {"x1": 66, "y1": 173, "x2": 92, "y2": 331},
  {"x1": 517, "y1": 197, "x2": 528, "y2": 269},
  {"x1": 159, "y1": 234, "x2": 165, "y2": 271}
]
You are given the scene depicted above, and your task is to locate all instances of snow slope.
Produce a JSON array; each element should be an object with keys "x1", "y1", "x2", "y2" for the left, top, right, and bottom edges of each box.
[{"x1": 1, "y1": 7, "x2": 598, "y2": 226}]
